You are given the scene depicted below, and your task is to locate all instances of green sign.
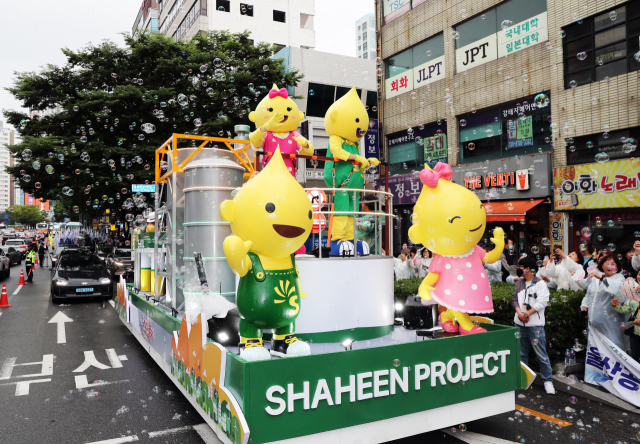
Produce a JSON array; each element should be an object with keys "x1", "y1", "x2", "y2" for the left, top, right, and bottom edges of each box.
[
  {"x1": 242, "y1": 324, "x2": 520, "y2": 444},
  {"x1": 507, "y1": 116, "x2": 533, "y2": 149},
  {"x1": 423, "y1": 133, "x2": 448, "y2": 167}
]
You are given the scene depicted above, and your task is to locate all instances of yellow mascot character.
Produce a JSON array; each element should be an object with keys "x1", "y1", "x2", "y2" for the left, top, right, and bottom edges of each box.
[
  {"x1": 220, "y1": 148, "x2": 313, "y2": 361},
  {"x1": 409, "y1": 162, "x2": 504, "y2": 334},
  {"x1": 324, "y1": 86, "x2": 379, "y2": 257}
]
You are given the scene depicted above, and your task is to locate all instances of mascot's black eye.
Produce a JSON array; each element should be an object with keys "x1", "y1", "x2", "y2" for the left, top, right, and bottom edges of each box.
[
  {"x1": 268, "y1": 108, "x2": 274, "y2": 112},
  {"x1": 308, "y1": 210, "x2": 312, "y2": 219},
  {"x1": 287, "y1": 107, "x2": 292, "y2": 112},
  {"x1": 265, "y1": 203, "x2": 276, "y2": 213},
  {"x1": 355, "y1": 118, "x2": 360, "y2": 123}
]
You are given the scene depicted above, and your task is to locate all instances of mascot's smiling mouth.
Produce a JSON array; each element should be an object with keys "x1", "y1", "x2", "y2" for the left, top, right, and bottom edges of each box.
[
  {"x1": 280, "y1": 115, "x2": 289, "y2": 123},
  {"x1": 273, "y1": 224, "x2": 305, "y2": 238},
  {"x1": 469, "y1": 224, "x2": 483, "y2": 232}
]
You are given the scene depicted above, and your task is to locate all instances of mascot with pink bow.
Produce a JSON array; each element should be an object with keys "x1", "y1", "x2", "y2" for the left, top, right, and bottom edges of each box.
[
  {"x1": 409, "y1": 162, "x2": 504, "y2": 334},
  {"x1": 249, "y1": 84, "x2": 314, "y2": 176}
]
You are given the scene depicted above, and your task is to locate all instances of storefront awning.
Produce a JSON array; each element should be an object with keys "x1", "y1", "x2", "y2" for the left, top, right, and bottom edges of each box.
[{"x1": 485, "y1": 199, "x2": 545, "y2": 222}]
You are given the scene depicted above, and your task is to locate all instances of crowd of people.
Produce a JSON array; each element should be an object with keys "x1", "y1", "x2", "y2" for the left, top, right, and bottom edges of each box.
[{"x1": 394, "y1": 235, "x2": 640, "y2": 395}]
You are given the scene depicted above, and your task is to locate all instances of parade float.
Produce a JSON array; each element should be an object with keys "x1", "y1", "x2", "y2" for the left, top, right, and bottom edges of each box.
[{"x1": 114, "y1": 87, "x2": 526, "y2": 444}]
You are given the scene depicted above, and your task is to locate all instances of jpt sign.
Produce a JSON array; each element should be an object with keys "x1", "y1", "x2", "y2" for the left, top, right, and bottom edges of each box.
[{"x1": 456, "y1": 35, "x2": 497, "y2": 73}]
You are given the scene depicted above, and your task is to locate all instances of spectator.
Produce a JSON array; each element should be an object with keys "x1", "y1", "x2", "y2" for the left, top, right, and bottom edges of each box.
[
  {"x1": 409, "y1": 247, "x2": 417, "y2": 260},
  {"x1": 503, "y1": 239, "x2": 516, "y2": 266},
  {"x1": 536, "y1": 256, "x2": 558, "y2": 290},
  {"x1": 394, "y1": 253, "x2": 414, "y2": 280},
  {"x1": 544, "y1": 247, "x2": 585, "y2": 291},
  {"x1": 612, "y1": 268, "x2": 640, "y2": 362},
  {"x1": 413, "y1": 248, "x2": 432, "y2": 279},
  {"x1": 512, "y1": 255, "x2": 555, "y2": 395},
  {"x1": 581, "y1": 252, "x2": 626, "y2": 349},
  {"x1": 632, "y1": 240, "x2": 640, "y2": 272},
  {"x1": 482, "y1": 244, "x2": 504, "y2": 283},
  {"x1": 400, "y1": 243, "x2": 410, "y2": 256},
  {"x1": 37, "y1": 243, "x2": 46, "y2": 268}
]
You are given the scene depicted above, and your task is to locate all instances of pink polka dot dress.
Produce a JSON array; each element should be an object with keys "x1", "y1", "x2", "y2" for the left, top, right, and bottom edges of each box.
[{"x1": 425, "y1": 245, "x2": 493, "y2": 314}]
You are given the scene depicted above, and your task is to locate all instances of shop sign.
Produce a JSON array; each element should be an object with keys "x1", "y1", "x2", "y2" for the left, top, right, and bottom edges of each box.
[
  {"x1": 384, "y1": 0, "x2": 411, "y2": 23},
  {"x1": 507, "y1": 116, "x2": 533, "y2": 149},
  {"x1": 387, "y1": 123, "x2": 447, "y2": 148},
  {"x1": 384, "y1": 172, "x2": 422, "y2": 206},
  {"x1": 549, "y1": 213, "x2": 566, "y2": 252},
  {"x1": 423, "y1": 133, "x2": 448, "y2": 168},
  {"x1": 497, "y1": 12, "x2": 548, "y2": 58},
  {"x1": 385, "y1": 70, "x2": 413, "y2": 99},
  {"x1": 413, "y1": 56, "x2": 446, "y2": 87},
  {"x1": 363, "y1": 119, "x2": 380, "y2": 177},
  {"x1": 456, "y1": 35, "x2": 497, "y2": 74},
  {"x1": 553, "y1": 158, "x2": 640, "y2": 210},
  {"x1": 452, "y1": 152, "x2": 552, "y2": 200}
]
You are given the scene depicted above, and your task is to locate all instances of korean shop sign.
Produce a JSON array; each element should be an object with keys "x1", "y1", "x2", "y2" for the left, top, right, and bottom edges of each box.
[
  {"x1": 497, "y1": 12, "x2": 548, "y2": 58},
  {"x1": 423, "y1": 133, "x2": 448, "y2": 168},
  {"x1": 553, "y1": 158, "x2": 640, "y2": 210},
  {"x1": 385, "y1": 70, "x2": 413, "y2": 99},
  {"x1": 506, "y1": 116, "x2": 532, "y2": 149},
  {"x1": 385, "y1": 173, "x2": 423, "y2": 205},
  {"x1": 385, "y1": 57, "x2": 446, "y2": 99}
]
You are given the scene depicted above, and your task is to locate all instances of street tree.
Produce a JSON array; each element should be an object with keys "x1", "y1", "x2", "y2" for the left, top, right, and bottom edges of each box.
[
  {"x1": 7, "y1": 205, "x2": 47, "y2": 226},
  {"x1": 3, "y1": 30, "x2": 303, "y2": 227}
]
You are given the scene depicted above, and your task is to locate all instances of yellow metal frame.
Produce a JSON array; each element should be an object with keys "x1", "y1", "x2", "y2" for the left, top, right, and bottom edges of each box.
[{"x1": 155, "y1": 134, "x2": 255, "y2": 183}]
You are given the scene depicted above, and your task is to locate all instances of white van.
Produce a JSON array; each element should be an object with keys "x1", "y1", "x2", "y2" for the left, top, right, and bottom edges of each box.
[{"x1": 5, "y1": 239, "x2": 27, "y2": 256}]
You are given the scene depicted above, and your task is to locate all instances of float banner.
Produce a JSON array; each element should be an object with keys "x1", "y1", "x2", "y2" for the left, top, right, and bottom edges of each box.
[
  {"x1": 132, "y1": 184, "x2": 156, "y2": 193},
  {"x1": 585, "y1": 327, "x2": 640, "y2": 408},
  {"x1": 245, "y1": 325, "x2": 520, "y2": 444},
  {"x1": 553, "y1": 158, "x2": 640, "y2": 210}
]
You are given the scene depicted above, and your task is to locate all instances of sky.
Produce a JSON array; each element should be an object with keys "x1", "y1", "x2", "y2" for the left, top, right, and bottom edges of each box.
[{"x1": 0, "y1": 0, "x2": 375, "y2": 131}]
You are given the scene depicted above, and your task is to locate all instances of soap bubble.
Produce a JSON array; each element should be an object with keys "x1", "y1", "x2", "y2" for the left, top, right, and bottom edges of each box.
[
  {"x1": 177, "y1": 94, "x2": 188, "y2": 106},
  {"x1": 501, "y1": 20, "x2": 513, "y2": 30},
  {"x1": 570, "y1": 396, "x2": 577, "y2": 404},
  {"x1": 460, "y1": 119, "x2": 467, "y2": 127},
  {"x1": 142, "y1": 123, "x2": 156, "y2": 134},
  {"x1": 485, "y1": 129, "x2": 494, "y2": 137},
  {"x1": 610, "y1": 10, "x2": 617, "y2": 20},
  {"x1": 309, "y1": 90, "x2": 314, "y2": 96},
  {"x1": 595, "y1": 152, "x2": 609, "y2": 163},
  {"x1": 569, "y1": 80, "x2": 577, "y2": 88},
  {"x1": 468, "y1": 143, "x2": 475, "y2": 150},
  {"x1": 534, "y1": 93, "x2": 549, "y2": 108},
  {"x1": 608, "y1": 243, "x2": 616, "y2": 251},
  {"x1": 214, "y1": 69, "x2": 226, "y2": 81},
  {"x1": 35, "y1": 182, "x2": 41, "y2": 189},
  {"x1": 45, "y1": 165, "x2": 54, "y2": 174},
  {"x1": 581, "y1": 227, "x2": 592, "y2": 237},
  {"x1": 577, "y1": 52, "x2": 587, "y2": 61}
]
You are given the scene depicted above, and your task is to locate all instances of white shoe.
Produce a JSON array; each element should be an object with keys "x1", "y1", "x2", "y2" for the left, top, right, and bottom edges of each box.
[
  {"x1": 239, "y1": 345, "x2": 271, "y2": 362},
  {"x1": 544, "y1": 381, "x2": 556, "y2": 394}
]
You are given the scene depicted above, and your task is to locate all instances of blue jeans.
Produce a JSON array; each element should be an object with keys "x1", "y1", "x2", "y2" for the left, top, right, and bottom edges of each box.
[{"x1": 519, "y1": 325, "x2": 553, "y2": 383}]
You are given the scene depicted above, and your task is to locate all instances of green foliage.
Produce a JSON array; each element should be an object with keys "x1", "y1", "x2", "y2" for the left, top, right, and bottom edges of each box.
[
  {"x1": 4, "y1": 30, "x2": 303, "y2": 222},
  {"x1": 7, "y1": 205, "x2": 47, "y2": 226},
  {"x1": 395, "y1": 278, "x2": 588, "y2": 362}
]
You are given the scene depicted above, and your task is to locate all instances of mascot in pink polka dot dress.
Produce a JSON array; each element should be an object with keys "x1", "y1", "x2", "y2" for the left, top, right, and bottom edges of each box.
[{"x1": 408, "y1": 162, "x2": 505, "y2": 334}]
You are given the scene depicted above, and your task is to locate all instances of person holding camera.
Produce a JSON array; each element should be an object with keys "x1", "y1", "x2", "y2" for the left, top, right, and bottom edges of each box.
[
  {"x1": 544, "y1": 247, "x2": 586, "y2": 291},
  {"x1": 512, "y1": 255, "x2": 555, "y2": 395},
  {"x1": 611, "y1": 267, "x2": 640, "y2": 362},
  {"x1": 581, "y1": 252, "x2": 626, "y2": 349}
]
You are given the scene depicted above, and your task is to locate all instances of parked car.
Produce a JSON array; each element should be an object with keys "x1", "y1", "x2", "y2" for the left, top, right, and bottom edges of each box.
[
  {"x1": 106, "y1": 248, "x2": 134, "y2": 281},
  {"x1": 0, "y1": 247, "x2": 21, "y2": 266},
  {"x1": 50, "y1": 253, "x2": 113, "y2": 303},
  {"x1": 4, "y1": 239, "x2": 28, "y2": 257},
  {"x1": 50, "y1": 245, "x2": 82, "y2": 267}
]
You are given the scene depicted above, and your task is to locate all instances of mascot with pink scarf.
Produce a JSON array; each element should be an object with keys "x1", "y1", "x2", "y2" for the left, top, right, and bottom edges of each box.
[
  {"x1": 409, "y1": 162, "x2": 504, "y2": 334},
  {"x1": 249, "y1": 84, "x2": 314, "y2": 176}
]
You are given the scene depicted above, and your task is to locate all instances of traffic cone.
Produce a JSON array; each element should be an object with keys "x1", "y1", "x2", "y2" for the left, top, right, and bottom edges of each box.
[
  {"x1": 0, "y1": 284, "x2": 9, "y2": 307},
  {"x1": 35, "y1": 254, "x2": 39, "y2": 265},
  {"x1": 18, "y1": 270, "x2": 25, "y2": 286}
]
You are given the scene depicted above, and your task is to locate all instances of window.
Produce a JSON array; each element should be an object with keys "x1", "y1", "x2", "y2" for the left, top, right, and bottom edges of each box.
[
  {"x1": 565, "y1": 127, "x2": 640, "y2": 166},
  {"x1": 366, "y1": 91, "x2": 378, "y2": 119},
  {"x1": 306, "y1": 83, "x2": 336, "y2": 118},
  {"x1": 358, "y1": 25, "x2": 361, "y2": 31},
  {"x1": 364, "y1": 53, "x2": 368, "y2": 59},
  {"x1": 385, "y1": 33, "x2": 444, "y2": 77},
  {"x1": 358, "y1": 35, "x2": 361, "y2": 41},
  {"x1": 273, "y1": 10, "x2": 286, "y2": 23},
  {"x1": 563, "y1": 1, "x2": 640, "y2": 88},
  {"x1": 358, "y1": 45, "x2": 362, "y2": 51},
  {"x1": 174, "y1": 0, "x2": 202, "y2": 41},
  {"x1": 458, "y1": 92, "x2": 552, "y2": 164},
  {"x1": 363, "y1": 42, "x2": 368, "y2": 51},
  {"x1": 240, "y1": 3, "x2": 253, "y2": 16},
  {"x1": 216, "y1": 0, "x2": 230, "y2": 12},
  {"x1": 362, "y1": 22, "x2": 367, "y2": 30},
  {"x1": 363, "y1": 32, "x2": 367, "y2": 40}
]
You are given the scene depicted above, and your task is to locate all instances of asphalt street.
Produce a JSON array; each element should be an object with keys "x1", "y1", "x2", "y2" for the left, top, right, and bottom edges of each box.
[{"x1": 2, "y1": 259, "x2": 639, "y2": 444}]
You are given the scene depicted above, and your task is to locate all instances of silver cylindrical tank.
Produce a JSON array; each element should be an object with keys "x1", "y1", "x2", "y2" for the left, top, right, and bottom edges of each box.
[{"x1": 183, "y1": 149, "x2": 245, "y2": 303}]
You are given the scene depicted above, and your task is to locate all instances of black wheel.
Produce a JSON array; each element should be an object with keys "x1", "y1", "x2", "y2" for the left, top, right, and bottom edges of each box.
[{"x1": 51, "y1": 293, "x2": 60, "y2": 304}]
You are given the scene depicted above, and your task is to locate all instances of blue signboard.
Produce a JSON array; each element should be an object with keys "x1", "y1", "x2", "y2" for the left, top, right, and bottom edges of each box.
[
  {"x1": 132, "y1": 184, "x2": 156, "y2": 193},
  {"x1": 363, "y1": 119, "x2": 379, "y2": 175}
]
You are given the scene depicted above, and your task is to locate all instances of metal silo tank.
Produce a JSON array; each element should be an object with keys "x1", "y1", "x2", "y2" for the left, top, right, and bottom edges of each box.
[{"x1": 183, "y1": 149, "x2": 245, "y2": 303}]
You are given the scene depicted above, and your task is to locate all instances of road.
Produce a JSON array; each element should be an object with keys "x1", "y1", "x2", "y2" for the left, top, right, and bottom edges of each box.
[{"x1": 1, "y1": 260, "x2": 639, "y2": 444}]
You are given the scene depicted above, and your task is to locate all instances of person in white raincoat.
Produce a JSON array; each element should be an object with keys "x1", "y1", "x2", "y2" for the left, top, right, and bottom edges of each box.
[
  {"x1": 394, "y1": 252, "x2": 414, "y2": 280},
  {"x1": 545, "y1": 247, "x2": 586, "y2": 291},
  {"x1": 581, "y1": 253, "x2": 626, "y2": 349}
]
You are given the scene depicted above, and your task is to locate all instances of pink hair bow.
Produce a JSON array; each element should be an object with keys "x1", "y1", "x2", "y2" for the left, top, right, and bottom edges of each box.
[
  {"x1": 419, "y1": 162, "x2": 453, "y2": 187},
  {"x1": 269, "y1": 88, "x2": 289, "y2": 99}
]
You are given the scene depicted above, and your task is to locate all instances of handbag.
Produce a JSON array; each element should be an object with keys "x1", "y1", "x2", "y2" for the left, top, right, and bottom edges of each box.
[{"x1": 624, "y1": 305, "x2": 640, "y2": 337}]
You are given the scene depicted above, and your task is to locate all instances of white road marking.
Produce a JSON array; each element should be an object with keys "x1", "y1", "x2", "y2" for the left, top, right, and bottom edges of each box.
[
  {"x1": 442, "y1": 429, "x2": 520, "y2": 443},
  {"x1": 12, "y1": 286, "x2": 21, "y2": 296},
  {"x1": 48, "y1": 311, "x2": 73, "y2": 344},
  {"x1": 147, "y1": 425, "x2": 195, "y2": 437},
  {"x1": 109, "y1": 300, "x2": 115, "y2": 307},
  {"x1": 85, "y1": 436, "x2": 139, "y2": 444},
  {"x1": 1, "y1": 378, "x2": 52, "y2": 396},
  {"x1": 73, "y1": 351, "x2": 111, "y2": 372},
  {"x1": 74, "y1": 375, "x2": 130, "y2": 389},
  {"x1": 193, "y1": 423, "x2": 224, "y2": 443},
  {"x1": 105, "y1": 348, "x2": 127, "y2": 368}
]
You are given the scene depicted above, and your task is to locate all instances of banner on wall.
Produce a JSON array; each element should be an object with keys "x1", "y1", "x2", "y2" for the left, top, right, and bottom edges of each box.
[
  {"x1": 382, "y1": 173, "x2": 422, "y2": 206},
  {"x1": 423, "y1": 133, "x2": 448, "y2": 168},
  {"x1": 553, "y1": 158, "x2": 640, "y2": 210},
  {"x1": 549, "y1": 213, "x2": 566, "y2": 253},
  {"x1": 585, "y1": 327, "x2": 640, "y2": 408},
  {"x1": 363, "y1": 119, "x2": 380, "y2": 177},
  {"x1": 384, "y1": 0, "x2": 411, "y2": 23},
  {"x1": 506, "y1": 116, "x2": 533, "y2": 149},
  {"x1": 385, "y1": 57, "x2": 446, "y2": 99}
]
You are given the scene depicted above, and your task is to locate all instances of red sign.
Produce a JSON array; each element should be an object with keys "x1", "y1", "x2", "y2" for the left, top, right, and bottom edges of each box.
[{"x1": 464, "y1": 172, "x2": 516, "y2": 190}]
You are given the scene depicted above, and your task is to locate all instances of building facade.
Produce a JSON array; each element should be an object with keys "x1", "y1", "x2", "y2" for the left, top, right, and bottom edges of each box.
[
  {"x1": 356, "y1": 13, "x2": 376, "y2": 60},
  {"x1": 273, "y1": 47, "x2": 378, "y2": 188},
  {"x1": 377, "y1": 0, "x2": 640, "y2": 256},
  {"x1": 0, "y1": 121, "x2": 15, "y2": 211},
  {"x1": 135, "y1": 0, "x2": 315, "y2": 51}
]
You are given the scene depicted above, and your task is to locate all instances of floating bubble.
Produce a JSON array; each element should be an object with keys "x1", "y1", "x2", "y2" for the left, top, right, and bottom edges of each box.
[
  {"x1": 534, "y1": 93, "x2": 549, "y2": 108},
  {"x1": 577, "y1": 51, "x2": 587, "y2": 61},
  {"x1": 501, "y1": 20, "x2": 513, "y2": 30},
  {"x1": 608, "y1": 243, "x2": 616, "y2": 251},
  {"x1": 460, "y1": 119, "x2": 467, "y2": 127},
  {"x1": 595, "y1": 152, "x2": 609, "y2": 163},
  {"x1": 569, "y1": 80, "x2": 577, "y2": 88},
  {"x1": 581, "y1": 227, "x2": 592, "y2": 237},
  {"x1": 570, "y1": 396, "x2": 577, "y2": 404},
  {"x1": 610, "y1": 10, "x2": 617, "y2": 20},
  {"x1": 45, "y1": 165, "x2": 54, "y2": 174},
  {"x1": 468, "y1": 143, "x2": 475, "y2": 150}
]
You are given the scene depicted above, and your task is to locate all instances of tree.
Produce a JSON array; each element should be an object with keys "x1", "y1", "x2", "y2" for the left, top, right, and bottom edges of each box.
[
  {"x1": 3, "y1": 31, "x2": 303, "y2": 225},
  {"x1": 8, "y1": 205, "x2": 47, "y2": 226}
]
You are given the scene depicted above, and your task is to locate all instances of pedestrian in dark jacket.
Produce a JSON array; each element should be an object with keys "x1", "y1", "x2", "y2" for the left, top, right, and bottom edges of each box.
[{"x1": 38, "y1": 244, "x2": 46, "y2": 267}]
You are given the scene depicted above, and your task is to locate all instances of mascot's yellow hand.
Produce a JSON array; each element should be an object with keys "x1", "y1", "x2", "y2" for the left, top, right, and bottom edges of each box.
[
  {"x1": 368, "y1": 157, "x2": 380, "y2": 168},
  {"x1": 293, "y1": 136, "x2": 309, "y2": 147},
  {"x1": 223, "y1": 236, "x2": 253, "y2": 277},
  {"x1": 355, "y1": 155, "x2": 370, "y2": 170},
  {"x1": 264, "y1": 112, "x2": 285, "y2": 132},
  {"x1": 418, "y1": 281, "x2": 434, "y2": 300},
  {"x1": 491, "y1": 227, "x2": 505, "y2": 249}
]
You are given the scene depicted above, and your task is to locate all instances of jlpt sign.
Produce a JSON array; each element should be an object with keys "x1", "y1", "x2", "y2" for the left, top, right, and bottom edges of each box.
[{"x1": 132, "y1": 184, "x2": 155, "y2": 193}]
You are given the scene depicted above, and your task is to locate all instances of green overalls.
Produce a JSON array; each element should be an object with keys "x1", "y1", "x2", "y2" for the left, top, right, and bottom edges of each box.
[
  {"x1": 324, "y1": 139, "x2": 365, "y2": 217},
  {"x1": 236, "y1": 252, "x2": 301, "y2": 338}
]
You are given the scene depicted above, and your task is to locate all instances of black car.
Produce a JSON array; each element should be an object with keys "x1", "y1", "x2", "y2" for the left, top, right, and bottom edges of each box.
[
  {"x1": 50, "y1": 254, "x2": 113, "y2": 303},
  {"x1": 50, "y1": 245, "x2": 83, "y2": 267},
  {"x1": 0, "y1": 247, "x2": 21, "y2": 266}
]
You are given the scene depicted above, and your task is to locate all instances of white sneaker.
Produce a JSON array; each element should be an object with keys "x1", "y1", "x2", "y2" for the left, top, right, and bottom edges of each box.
[{"x1": 544, "y1": 381, "x2": 556, "y2": 395}]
